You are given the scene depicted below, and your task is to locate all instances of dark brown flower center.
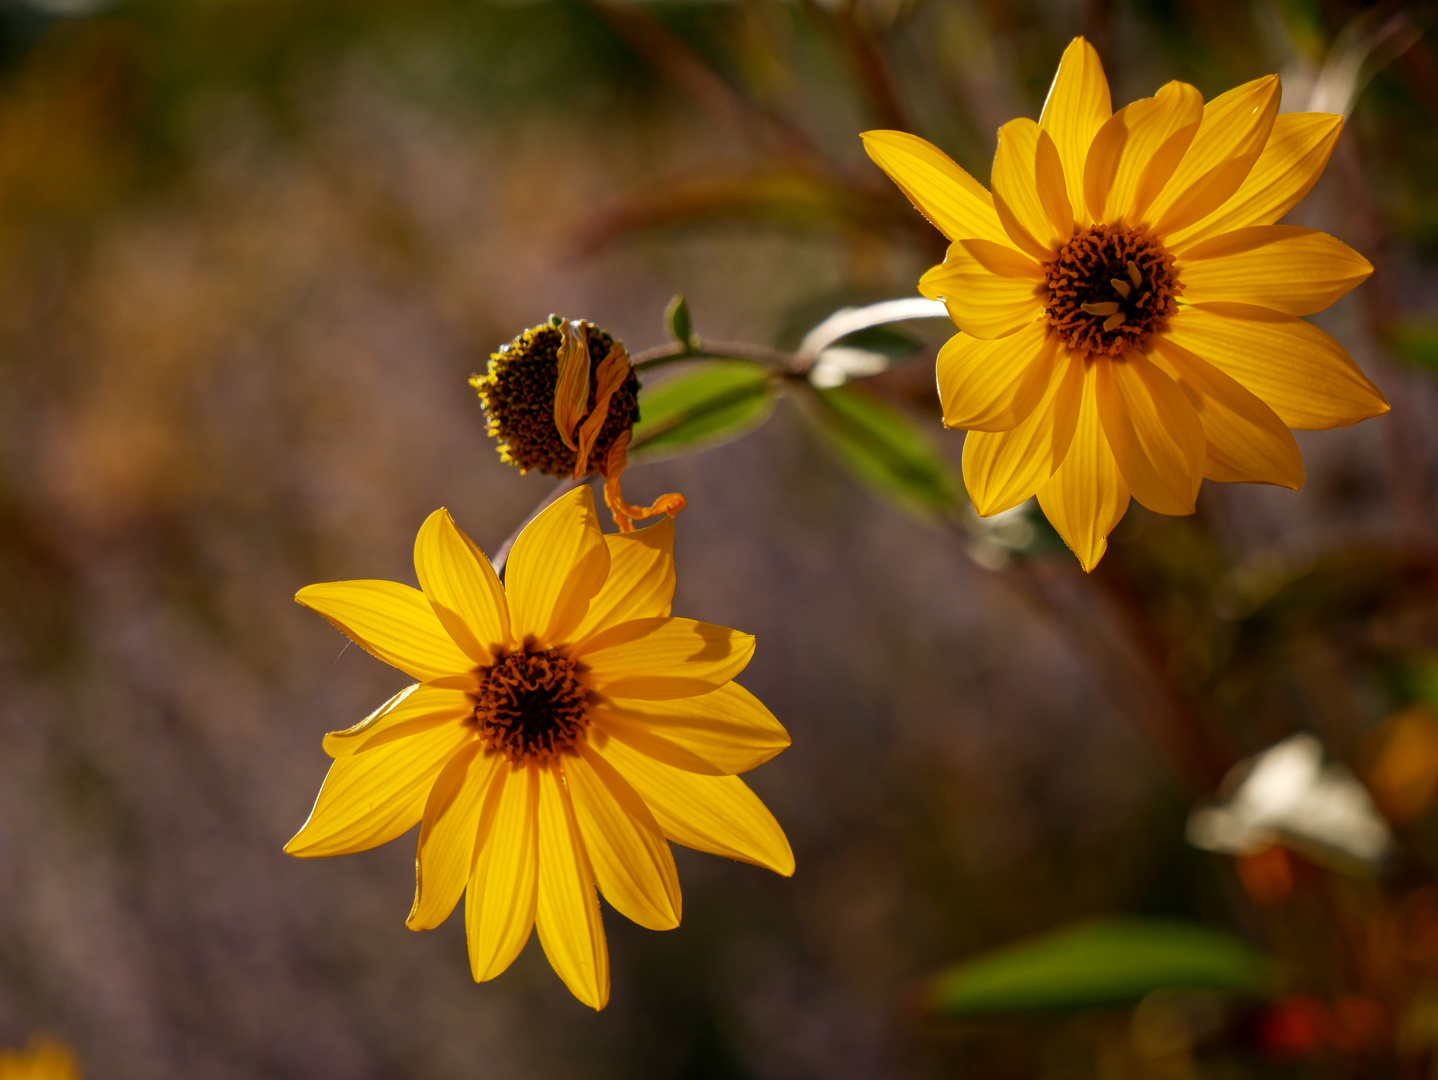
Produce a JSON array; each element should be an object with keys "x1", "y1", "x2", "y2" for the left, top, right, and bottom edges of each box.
[
  {"x1": 471, "y1": 320, "x2": 640, "y2": 477},
  {"x1": 1043, "y1": 224, "x2": 1179, "y2": 356},
  {"x1": 474, "y1": 649, "x2": 590, "y2": 764}
]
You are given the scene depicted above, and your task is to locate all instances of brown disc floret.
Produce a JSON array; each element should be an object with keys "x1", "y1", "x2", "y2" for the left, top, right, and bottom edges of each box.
[
  {"x1": 474, "y1": 649, "x2": 591, "y2": 764},
  {"x1": 1043, "y1": 224, "x2": 1180, "y2": 356}
]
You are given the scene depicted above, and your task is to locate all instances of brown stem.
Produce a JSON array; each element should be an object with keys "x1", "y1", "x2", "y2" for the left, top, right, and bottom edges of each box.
[{"x1": 630, "y1": 339, "x2": 805, "y2": 374}]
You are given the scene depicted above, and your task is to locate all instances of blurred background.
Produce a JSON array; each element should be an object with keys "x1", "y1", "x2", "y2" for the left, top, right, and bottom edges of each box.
[{"x1": 1, "y1": 0, "x2": 1438, "y2": 1076}]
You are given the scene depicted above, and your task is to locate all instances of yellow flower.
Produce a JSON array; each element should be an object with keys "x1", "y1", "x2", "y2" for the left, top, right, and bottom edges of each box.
[
  {"x1": 286, "y1": 487, "x2": 793, "y2": 1009},
  {"x1": 0, "y1": 1038, "x2": 81, "y2": 1080},
  {"x1": 864, "y1": 38, "x2": 1388, "y2": 570}
]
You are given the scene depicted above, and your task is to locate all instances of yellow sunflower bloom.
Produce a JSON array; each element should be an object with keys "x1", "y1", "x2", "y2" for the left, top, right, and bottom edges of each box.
[
  {"x1": 864, "y1": 37, "x2": 1389, "y2": 570},
  {"x1": 0, "y1": 1039, "x2": 81, "y2": 1080},
  {"x1": 286, "y1": 486, "x2": 793, "y2": 1009}
]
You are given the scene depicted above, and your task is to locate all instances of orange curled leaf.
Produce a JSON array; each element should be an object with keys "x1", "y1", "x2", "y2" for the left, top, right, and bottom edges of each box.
[
  {"x1": 573, "y1": 341, "x2": 632, "y2": 478},
  {"x1": 600, "y1": 429, "x2": 686, "y2": 532},
  {"x1": 553, "y1": 320, "x2": 592, "y2": 451}
]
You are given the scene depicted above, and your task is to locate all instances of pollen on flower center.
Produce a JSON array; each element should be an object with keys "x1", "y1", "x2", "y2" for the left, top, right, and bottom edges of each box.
[
  {"x1": 1043, "y1": 224, "x2": 1180, "y2": 357},
  {"x1": 472, "y1": 321, "x2": 640, "y2": 477},
  {"x1": 474, "y1": 648, "x2": 590, "y2": 764}
]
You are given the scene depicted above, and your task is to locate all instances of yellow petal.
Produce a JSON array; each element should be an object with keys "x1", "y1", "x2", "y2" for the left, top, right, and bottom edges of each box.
[
  {"x1": 1150, "y1": 336, "x2": 1304, "y2": 488},
  {"x1": 535, "y1": 765, "x2": 610, "y2": 1010},
  {"x1": 937, "y1": 320, "x2": 1057, "y2": 432},
  {"x1": 1036, "y1": 361, "x2": 1131, "y2": 571},
  {"x1": 860, "y1": 129, "x2": 1010, "y2": 245},
  {"x1": 575, "y1": 617, "x2": 755, "y2": 699},
  {"x1": 414, "y1": 508, "x2": 512, "y2": 663},
  {"x1": 920, "y1": 239, "x2": 1045, "y2": 340},
  {"x1": 296, "y1": 579, "x2": 475, "y2": 683},
  {"x1": 569, "y1": 517, "x2": 675, "y2": 643},
  {"x1": 1162, "y1": 303, "x2": 1389, "y2": 429},
  {"x1": 505, "y1": 485, "x2": 610, "y2": 648},
  {"x1": 1147, "y1": 76, "x2": 1282, "y2": 237},
  {"x1": 407, "y1": 742, "x2": 504, "y2": 930},
  {"x1": 1175, "y1": 225, "x2": 1372, "y2": 315},
  {"x1": 593, "y1": 682, "x2": 790, "y2": 776},
  {"x1": 1084, "y1": 80, "x2": 1203, "y2": 224},
  {"x1": 1164, "y1": 112, "x2": 1344, "y2": 251},
  {"x1": 1038, "y1": 36, "x2": 1112, "y2": 223},
  {"x1": 962, "y1": 347, "x2": 1085, "y2": 515},
  {"x1": 566, "y1": 744, "x2": 682, "y2": 931},
  {"x1": 466, "y1": 761, "x2": 540, "y2": 982},
  {"x1": 1035, "y1": 129, "x2": 1075, "y2": 239},
  {"x1": 598, "y1": 736, "x2": 794, "y2": 876},
  {"x1": 991, "y1": 119, "x2": 1066, "y2": 259},
  {"x1": 1096, "y1": 355, "x2": 1204, "y2": 515},
  {"x1": 322, "y1": 682, "x2": 474, "y2": 758},
  {"x1": 285, "y1": 720, "x2": 475, "y2": 857}
]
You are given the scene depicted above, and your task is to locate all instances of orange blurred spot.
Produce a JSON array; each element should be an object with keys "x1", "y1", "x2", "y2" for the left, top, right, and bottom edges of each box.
[
  {"x1": 1369, "y1": 705, "x2": 1438, "y2": 823},
  {"x1": 1329, "y1": 996, "x2": 1388, "y2": 1053},
  {"x1": 1236, "y1": 845, "x2": 1294, "y2": 906}
]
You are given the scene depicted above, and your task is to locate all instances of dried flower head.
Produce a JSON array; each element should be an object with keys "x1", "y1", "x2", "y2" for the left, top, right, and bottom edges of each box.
[
  {"x1": 472, "y1": 318, "x2": 640, "y2": 478},
  {"x1": 473, "y1": 317, "x2": 685, "y2": 531}
]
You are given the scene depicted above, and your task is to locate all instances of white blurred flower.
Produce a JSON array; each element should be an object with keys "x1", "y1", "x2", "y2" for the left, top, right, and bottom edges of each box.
[
  {"x1": 799, "y1": 297, "x2": 947, "y2": 388},
  {"x1": 962, "y1": 500, "x2": 1036, "y2": 571},
  {"x1": 1187, "y1": 733, "x2": 1393, "y2": 869},
  {"x1": 807, "y1": 346, "x2": 890, "y2": 389}
]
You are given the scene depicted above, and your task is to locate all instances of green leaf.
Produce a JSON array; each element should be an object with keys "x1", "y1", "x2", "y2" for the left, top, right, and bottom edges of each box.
[
  {"x1": 832, "y1": 324, "x2": 920, "y2": 358},
  {"x1": 630, "y1": 361, "x2": 777, "y2": 462},
  {"x1": 1387, "y1": 320, "x2": 1438, "y2": 373},
  {"x1": 664, "y1": 294, "x2": 696, "y2": 353},
  {"x1": 801, "y1": 386, "x2": 959, "y2": 518},
  {"x1": 927, "y1": 918, "x2": 1272, "y2": 1016}
]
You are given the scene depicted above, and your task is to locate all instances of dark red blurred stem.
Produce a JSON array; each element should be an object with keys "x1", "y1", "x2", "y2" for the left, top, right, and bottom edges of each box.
[
  {"x1": 579, "y1": 0, "x2": 825, "y2": 167},
  {"x1": 818, "y1": 4, "x2": 910, "y2": 132},
  {"x1": 1332, "y1": 133, "x2": 1435, "y2": 547},
  {"x1": 944, "y1": 520, "x2": 1230, "y2": 793},
  {"x1": 1087, "y1": 558, "x2": 1235, "y2": 790}
]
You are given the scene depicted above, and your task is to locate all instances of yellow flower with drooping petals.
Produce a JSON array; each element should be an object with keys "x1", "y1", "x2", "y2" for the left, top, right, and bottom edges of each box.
[
  {"x1": 286, "y1": 486, "x2": 793, "y2": 1009},
  {"x1": 864, "y1": 37, "x2": 1388, "y2": 569},
  {"x1": 0, "y1": 1038, "x2": 81, "y2": 1080}
]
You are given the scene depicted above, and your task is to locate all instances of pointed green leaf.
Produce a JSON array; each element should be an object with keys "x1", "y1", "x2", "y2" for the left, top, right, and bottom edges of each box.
[
  {"x1": 927, "y1": 918, "x2": 1272, "y2": 1016},
  {"x1": 664, "y1": 294, "x2": 696, "y2": 353},
  {"x1": 801, "y1": 386, "x2": 959, "y2": 519},
  {"x1": 630, "y1": 361, "x2": 778, "y2": 462}
]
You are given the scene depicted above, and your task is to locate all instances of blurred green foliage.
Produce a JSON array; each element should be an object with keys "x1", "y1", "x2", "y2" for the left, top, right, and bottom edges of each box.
[
  {"x1": 928, "y1": 918, "x2": 1271, "y2": 1015},
  {"x1": 799, "y1": 384, "x2": 960, "y2": 520}
]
